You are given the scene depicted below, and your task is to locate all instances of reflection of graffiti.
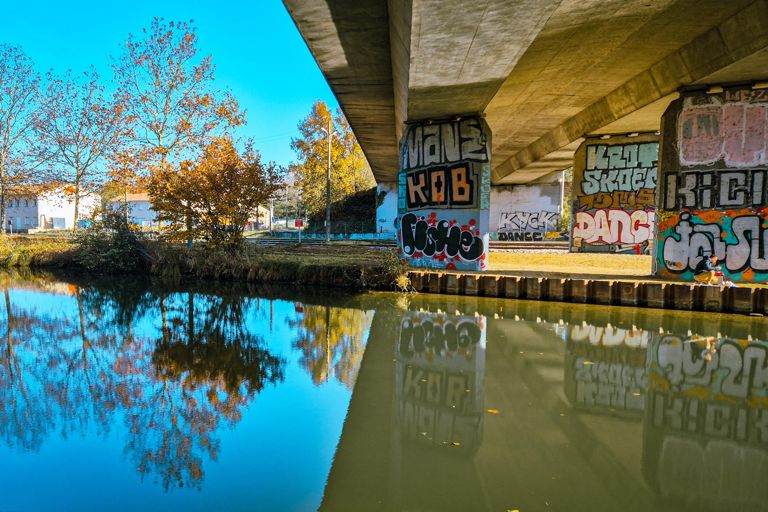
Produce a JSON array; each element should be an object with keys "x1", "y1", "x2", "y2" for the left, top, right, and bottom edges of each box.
[
  {"x1": 644, "y1": 335, "x2": 768, "y2": 509},
  {"x1": 654, "y1": 334, "x2": 768, "y2": 400},
  {"x1": 679, "y1": 91, "x2": 768, "y2": 168},
  {"x1": 565, "y1": 323, "x2": 650, "y2": 414},
  {"x1": 572, "y1": 137, "x2": 658, "y2": 255},
  {"x1": 498, "y1": 210, "x2": 559, "y2": 233},
  {"x1": 658, "y1": 211, "x2": 768, "y2": 280},
  {"x1": 396, "y1": 311, "x2": 486, "y2": 453},
  {"x1": 573, "y1": 209, "x2": 655, "y2": 254},
  {"x1": 657, "y1": 87, "x2": 768, "y2": 283},
  {"x1": 397, "y1": 116, "x2": 491, "y2": 271},
  {"x1": 405, "y1": 165, "x2": 477, "y2": 210},
  {"x1": 399, "y1": 212, "x2": 484, "y2": 269}
]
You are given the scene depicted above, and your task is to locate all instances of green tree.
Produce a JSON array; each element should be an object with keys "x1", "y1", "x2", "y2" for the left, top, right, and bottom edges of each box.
[{"x1": 290, "y1": 101, "x2": 374, "y2": 219}]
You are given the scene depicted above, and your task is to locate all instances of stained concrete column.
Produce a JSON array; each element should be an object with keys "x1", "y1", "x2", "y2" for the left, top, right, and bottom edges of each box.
[
  {"x1": 397, "y1": 115, "x2": 492, "y2": 271},
  {"x1": 570, "y1": 134, "x2": 659, "y2": 255},
  {"x1": 656, "y1": 85, "x2": 768, "y2": 283}
]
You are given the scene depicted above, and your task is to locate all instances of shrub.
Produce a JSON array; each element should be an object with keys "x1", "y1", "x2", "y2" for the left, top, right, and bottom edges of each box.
[{"x1": 75, "y1": 207, "x2": 149, "y2": 274}]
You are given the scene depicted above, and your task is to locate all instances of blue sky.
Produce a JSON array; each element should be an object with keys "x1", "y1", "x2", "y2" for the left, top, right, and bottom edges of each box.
[{"x1": 1, "y1": 0, "x2": 339, "y2": 168}]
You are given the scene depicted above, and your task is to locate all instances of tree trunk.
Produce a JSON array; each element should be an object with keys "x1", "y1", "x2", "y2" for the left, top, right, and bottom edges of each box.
[
  {"x1": 0, "y1": 186, "x2": 6, "y2": 235},
  {"x1": 73, "y1": 180, "x2": 80, "y2": 232}
]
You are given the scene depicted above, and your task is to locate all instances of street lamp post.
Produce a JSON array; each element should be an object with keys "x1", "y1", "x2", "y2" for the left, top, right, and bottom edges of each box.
[{"x1": 320, "y1": 117, "x2": 335, "y2": 243}]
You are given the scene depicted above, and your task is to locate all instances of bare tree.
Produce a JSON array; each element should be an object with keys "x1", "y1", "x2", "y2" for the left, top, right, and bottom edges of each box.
[
  {"x1": 0, "y1": 45, "x2": 40, "y2": 233},
  {"x1": 35, "y1": 69, "x2": 126, "y2": 229}
]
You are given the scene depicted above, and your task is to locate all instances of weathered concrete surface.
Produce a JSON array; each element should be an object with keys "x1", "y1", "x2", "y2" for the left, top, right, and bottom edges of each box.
[
  {"x1": 408, "y1": 270, "x2": 768, "y2": 315},
  {"x1": 284, "y1": 0, "x2": 768, "y2": 184}
]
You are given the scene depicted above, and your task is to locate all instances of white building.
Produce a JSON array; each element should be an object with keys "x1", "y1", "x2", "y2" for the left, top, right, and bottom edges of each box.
[
  {"x1": 109, "y1": 192, "x2": 158, "y2": 228},
  {"x1": 109, "y1": 193, "x2": 272, "y2": 231},
  {"x1": 6, "y1": 186, "x2": 99, "y2": 231}
]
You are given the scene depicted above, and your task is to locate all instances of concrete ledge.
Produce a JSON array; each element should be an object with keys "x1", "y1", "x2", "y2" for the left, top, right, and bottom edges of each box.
[{"x1": 406, "y1": 270, "x2": 767, "y2": 316}]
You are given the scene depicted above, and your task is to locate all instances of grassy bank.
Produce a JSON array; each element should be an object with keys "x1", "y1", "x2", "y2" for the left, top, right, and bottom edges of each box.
[
  {"x1": 0, "y1": 235, "x2": 408, "y2": 291},
  {"x1": 152, "y1": 243, "x2": 408, "y2": 290},
  {"x1": 0, "y1": 236, "x2": 78, "y2": 267}
]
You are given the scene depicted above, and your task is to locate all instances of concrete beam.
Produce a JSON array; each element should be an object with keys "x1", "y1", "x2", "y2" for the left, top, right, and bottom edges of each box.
[
  {"x1": 492, "y1": 0, "x2": 768, "y2": 182},
  {"x1": 283, "y1": 0, "x2": 400, "y2": 182}
]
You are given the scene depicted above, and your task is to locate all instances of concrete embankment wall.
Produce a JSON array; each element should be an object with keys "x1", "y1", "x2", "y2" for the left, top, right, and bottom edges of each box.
[{"x1": 408, "y1": 271, "x2": 768, "y2": 316}]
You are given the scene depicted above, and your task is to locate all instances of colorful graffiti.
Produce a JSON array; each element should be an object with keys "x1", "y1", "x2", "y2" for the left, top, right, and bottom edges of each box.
[
  {"x1": 395, "y1": 310, "x2": 486, "y2": 453},
  {"x1": 397, "y1": 116, "x2": 491, "y2": 270},
  {"x1": 679, "y1": 89, "x2": 768, "y2": 168},
  {"x1": 571, "y1": 136, "x2": 658, "y2": 254},
  {"x1": 658, "y1": 210, "x2": 768, "y2": 281},
  {"x1": 573, "y1": 209, "x2": 656, "y2": 253},
  {"x1": 657, "y1": 87, "x2": 768, "y2": 282},
  {"x1": 400, "y1": 212, "x2": 484, "y2": 268}
]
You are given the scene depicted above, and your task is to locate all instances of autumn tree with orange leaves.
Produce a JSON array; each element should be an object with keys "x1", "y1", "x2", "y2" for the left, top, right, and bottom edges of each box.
[
  {"x1": 290, "y1": 101, "x2": 374, "y2": 218},
  {"x1": 112, "y1": 18, "x2": 244, "y2": 182},
  {"x1": 148, "y1": 137, "x2": 282, "y2": 248},
  {"x1": 35, "y1": 69, "x2": 127, "y2": 229}
]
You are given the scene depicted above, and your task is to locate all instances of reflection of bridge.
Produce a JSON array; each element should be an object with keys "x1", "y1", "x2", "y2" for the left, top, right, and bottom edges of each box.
[{"x1": 283, "y1": 0, "x2": 768, "y2": 184}]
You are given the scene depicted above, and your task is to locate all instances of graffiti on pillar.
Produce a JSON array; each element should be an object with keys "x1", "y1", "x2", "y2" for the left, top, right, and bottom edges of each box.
[
  {"x1": 643, "y1": 334, "x2": 768, "y2": 509},
  {"x1": 657, "y1": 87, "x2": 768, "y2": 283},
  {"x1": 656, "y1": 209, "x2": 768, "y2": 282},
  {"x1": 397, "y1": 116, "x2": 491, "y2": 271},
  {"x1": 496, "y1": 210, "x2": 561, "y2": 241},
  {"x1": 395, "y1": 310, "x2": 486, "y2": 453},
  {"x1": 679, "y1": 89, "x2": 768, "y2": 168},
  {"x1": 571, "y1": 136, "x2": 659, "y2": 254}
]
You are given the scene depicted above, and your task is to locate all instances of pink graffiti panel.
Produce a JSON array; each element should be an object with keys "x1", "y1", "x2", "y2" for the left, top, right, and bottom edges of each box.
[
  {"x1": 680, "y1": 103, "x2": 768, "y2": 168},
  {"x1": 723, "y1": 104, "x2": 766, "y2": 167}
]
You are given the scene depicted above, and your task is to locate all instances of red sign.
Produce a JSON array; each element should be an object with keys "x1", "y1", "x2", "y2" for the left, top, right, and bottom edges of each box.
[{"x1": 294, "y1": 219, "x2": 304, "y2": 228}]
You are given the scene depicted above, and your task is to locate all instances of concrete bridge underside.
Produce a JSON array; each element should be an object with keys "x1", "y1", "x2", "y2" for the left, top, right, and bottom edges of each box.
[{"x1": 283, "y1": 0, "x2": 768, "y2": 184}]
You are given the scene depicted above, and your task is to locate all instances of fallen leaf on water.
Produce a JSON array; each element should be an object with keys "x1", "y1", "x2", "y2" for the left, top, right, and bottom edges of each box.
[
  {"x1": 486, "y1": 409, "x2": 500, "y2": 414},
  {"x1": 632, "y1": 392, "x2": 641, "y2": 396},
  {"x1": 583, "y1": 361, "x2": 594, "y2": 365}
]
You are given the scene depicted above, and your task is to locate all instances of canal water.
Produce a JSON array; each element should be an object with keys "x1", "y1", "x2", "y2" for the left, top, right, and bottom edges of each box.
[{"x1": 0, "y1": 272, "x2": 766, "y2": 512}]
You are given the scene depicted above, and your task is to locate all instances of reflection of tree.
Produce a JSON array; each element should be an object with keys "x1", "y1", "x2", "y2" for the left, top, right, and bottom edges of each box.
[
  {"x1": 290, "y1": 305, "x2": 370, "y2": 388},
  {"x1": 0, "y1": 288, "x2": 58, "y2": 450},
  {"x1": 117, "y1": 290, "x2": 284, "y2": 489},
  {"x1": 0, "y1": 281, "x2": 284, "y2": 491}
]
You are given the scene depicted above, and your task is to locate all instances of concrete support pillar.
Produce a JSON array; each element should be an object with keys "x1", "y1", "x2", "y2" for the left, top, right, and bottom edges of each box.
[
  {"x1": 397, "y1": 116, "x2": 492, "y2": 271},
  {"x1": 570, "y1": 133, "x2": 659, "y2": 255},
  {"x1": 375, "y1": 182, "x2": 398, "y2": 235},
  {"x1": 655, "y1": 85, "x2": 768, "y2": 283}
]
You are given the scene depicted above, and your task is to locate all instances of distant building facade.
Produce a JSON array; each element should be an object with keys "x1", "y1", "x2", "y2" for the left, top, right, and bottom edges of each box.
[
  {"x1": 6, "y1": 186, "x2": 99, "y2": 231},
  {"x1": 109, "y1": 193, "x2": 271, "y2": 231},
  {"x1": 109, "y1": 193, "x2": 159, "y2": 228}
]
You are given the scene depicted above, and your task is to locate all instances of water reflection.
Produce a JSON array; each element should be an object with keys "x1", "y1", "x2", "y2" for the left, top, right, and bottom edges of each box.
[
  {"x1": 290, "y1": 304, "x2": 372, "y2": 388},
  {"x1": 0, "y1": 275, "x2": 371, "y2": 504},
  {"x1": 323, "y1": 297, "x2": 768, "y2": 512},
  {"x1": 3, "y1": 271, "x2": 768, "y2": 511},
  {"x1": 646, "y1": 333, "x2": 768, "y2": 509},
  {"x1": 396, "y1": 311, "x2": 486, "y2": 452}
]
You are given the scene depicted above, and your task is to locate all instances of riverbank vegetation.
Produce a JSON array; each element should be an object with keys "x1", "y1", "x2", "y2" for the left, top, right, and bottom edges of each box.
[{"x1": 0, "y1": 225, "x2": 407, "y2": 291}]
